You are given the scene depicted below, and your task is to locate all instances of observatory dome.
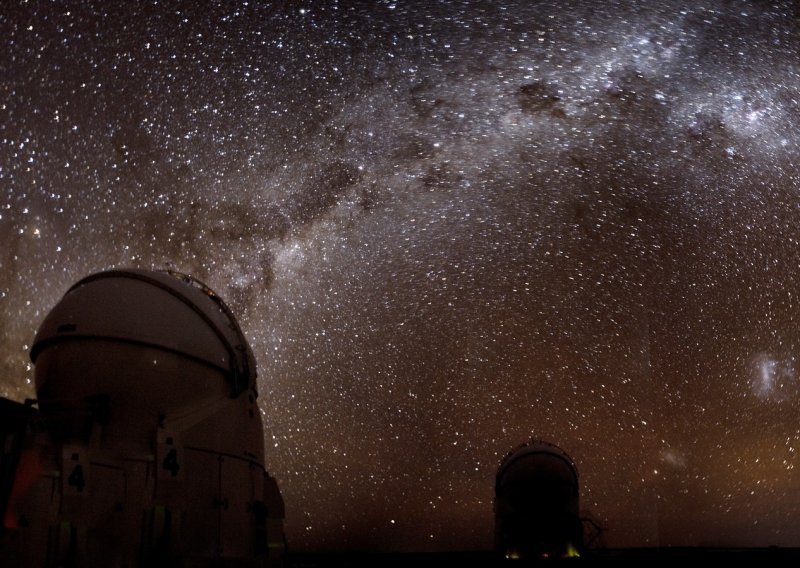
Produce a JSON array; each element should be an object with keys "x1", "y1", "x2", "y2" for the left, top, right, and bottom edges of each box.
[
  {"x1": 30, "y1": 268, "x2": 255, "y2": 397},
  {"x1": 494, "y1": 439, "x2": 582, "y2": 559},
  {"x1": 1, "y1": 268, "x2": 285, "y2": 567}
]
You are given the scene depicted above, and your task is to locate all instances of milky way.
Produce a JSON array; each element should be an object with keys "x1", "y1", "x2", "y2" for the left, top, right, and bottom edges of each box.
[{"x1": 2, "y1": 0, "x2": 799, "y2": 552}]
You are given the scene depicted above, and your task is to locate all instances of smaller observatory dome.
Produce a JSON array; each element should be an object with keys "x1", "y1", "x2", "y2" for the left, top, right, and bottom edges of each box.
[
  {"x1": 496, "y1": 440, "x2": 579, "y2": 493},
  {"x1": 494, "y1": 439, "x2": 583, "y2": 559}
]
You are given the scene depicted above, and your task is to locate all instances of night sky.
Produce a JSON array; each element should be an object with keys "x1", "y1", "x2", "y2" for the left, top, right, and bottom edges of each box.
[{"x1": 2, "y1": 0, "x2": 800, "y2": 553}]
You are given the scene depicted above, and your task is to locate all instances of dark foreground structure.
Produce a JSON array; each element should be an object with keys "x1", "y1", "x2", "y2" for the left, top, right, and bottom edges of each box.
[
  {"x1": 0, "y1": 269, "x2": 285, "y2": 567},
  {"x1": 494, "y1": 440, "x2": 583, "y2": 560},
  {"x1": 282, "y1": 547, "x2": 800, "y2": 567}
]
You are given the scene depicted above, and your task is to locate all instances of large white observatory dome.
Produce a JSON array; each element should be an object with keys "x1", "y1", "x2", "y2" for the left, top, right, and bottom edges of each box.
[
  {"x1": 31, "y1": 268, "x2": 256, "y2": 397},
  {"x1": 1, "y1": 268, "x2": 285, "y2": 567}
]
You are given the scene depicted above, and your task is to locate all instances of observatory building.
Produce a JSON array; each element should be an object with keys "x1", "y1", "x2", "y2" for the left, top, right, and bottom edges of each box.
[
  {"x1": 494, "y1": 439, "x2": 583, "y2": 560},
  {"x1": 0, "y1": 268, "x2": 285, "y2": 567}
]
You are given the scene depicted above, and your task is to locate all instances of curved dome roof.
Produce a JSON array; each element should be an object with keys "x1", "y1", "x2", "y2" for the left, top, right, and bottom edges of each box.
[
  {"x1": 496, "y1": 439, "x2": 579, "y2": 488},
  {"x1": 30, "y1": 268, "x2": 255, "y2": 396}
]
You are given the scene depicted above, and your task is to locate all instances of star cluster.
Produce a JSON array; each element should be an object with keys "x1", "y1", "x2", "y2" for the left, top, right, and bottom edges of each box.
[{"x1": 1, "y1": 0, "x2": 799, "y2": 552}]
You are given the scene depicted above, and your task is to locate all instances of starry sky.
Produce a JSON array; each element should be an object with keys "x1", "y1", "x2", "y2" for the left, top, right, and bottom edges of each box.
[{"x1": 2, "y1": 0, "x2": 800, "y2": 553}]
